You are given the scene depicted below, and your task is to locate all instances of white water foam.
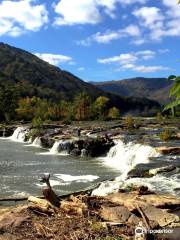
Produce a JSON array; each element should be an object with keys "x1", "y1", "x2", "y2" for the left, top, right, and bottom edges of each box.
[
  {"x1": 55, "y1": 174, "x2": 99, "y2": 183},
  {"x1": 103, "y1": 140, "x2": 160, "y2": 174},
  {"x1": 28, "y1": 137, "x2": 42, "y2": 148},
  {"x1": 125, "y1": 174, "x2": 180, "y2": 197},
  {"x1": 92, "y1": 140, "x2": 161, "y2": 196},
  {"x1": 39, "y1": 140, "x2": 73, "y2": 155},
  {"x1": 36, "y1": 180, "x2": 70, "y2": 188},
  {"x1": 50, "y1": 141, "x2": 62, "y2": 154},
  {"x1": 9, "y1": 126, "x2": 29, "y2": 142}
]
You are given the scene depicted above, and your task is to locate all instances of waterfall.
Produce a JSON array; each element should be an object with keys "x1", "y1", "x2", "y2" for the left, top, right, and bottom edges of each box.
[
  {"x1": 49, "y1": 140, "x2": 72, "y2": 155},
  {"x1": 9, "y1": 127, "x2": 29, "y2": 142},
  {"x1": 32, "y1": 137, "x2": 42, "y2": 147},
  {"x1": 104, "y1": 140, "x2": 160, "y2": 174},
  {"x1": 92, "y1": 140, "x2": 161, "y2": 196}
]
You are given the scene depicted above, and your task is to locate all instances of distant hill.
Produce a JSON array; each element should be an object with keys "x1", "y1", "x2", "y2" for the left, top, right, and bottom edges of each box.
[
  {"x1": 0, "y1": 43, "x2": 160, "y2": 115},
  {"x1": 93, "y1": 77, "x2": 172, "y2": 105}
]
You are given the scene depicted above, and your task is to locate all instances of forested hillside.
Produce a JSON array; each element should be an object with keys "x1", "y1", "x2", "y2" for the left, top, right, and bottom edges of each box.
[{"x1": 0, "y1": 43, "x2": 160, "y2": 121}]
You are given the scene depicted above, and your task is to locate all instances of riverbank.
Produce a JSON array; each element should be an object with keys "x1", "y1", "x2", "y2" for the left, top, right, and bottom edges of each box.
[{"x1": 0, "y1": 184, "x2": 180, "y2": 240}]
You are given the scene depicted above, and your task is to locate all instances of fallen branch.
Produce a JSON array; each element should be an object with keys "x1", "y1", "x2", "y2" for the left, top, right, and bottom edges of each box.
[{"x1": 135, "y1": 203, "x2": 150, "y2": 230}]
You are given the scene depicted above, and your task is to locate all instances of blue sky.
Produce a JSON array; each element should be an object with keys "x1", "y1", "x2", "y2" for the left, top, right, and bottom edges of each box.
[{"x1": 0, "y1": 0, "x2": 180, "y2": 82}]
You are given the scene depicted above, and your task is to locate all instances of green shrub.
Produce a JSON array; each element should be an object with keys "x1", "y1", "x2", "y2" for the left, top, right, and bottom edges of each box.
[
  {"x1": 160, "y1": 129, "x2": 173, "y2": 141},
  {"x1": 124, "y1": 115, "x2": 134, "y2": 129},
  {"x1": 156, "y1": 112, "x2": 163, "y2": 121}
]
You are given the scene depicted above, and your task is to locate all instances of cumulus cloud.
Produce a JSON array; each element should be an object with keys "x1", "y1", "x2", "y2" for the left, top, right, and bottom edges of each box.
[
  {"x1": 54, "y1": 0, "x2": 146, "y2": 26},
  {"x1": 97, "y1": 50, "x2": 170, "y2": 73},
  {"x1": 133, "y1": 7, "x2": 164, "y2": 26},
  {"x1": 0, "y1": 0, "x2": 48, "y2": 37},
  {"x1": 98, "y1": 53, "x2": 138, "y2": 64},
  {"x1": 35, "y1": 53, "x2": 73, "y2": 66},
  {"x1": 133, "y1": 2, "x2": 180, "y2": 42},
  {"x1": 77, "y1": 24, "x2": 141, "y2": 46}
]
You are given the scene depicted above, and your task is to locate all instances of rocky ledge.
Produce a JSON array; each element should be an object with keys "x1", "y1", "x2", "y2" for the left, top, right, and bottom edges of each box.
[{"x1": 0, "y1": 185, "x2": 179, "y2": 240}]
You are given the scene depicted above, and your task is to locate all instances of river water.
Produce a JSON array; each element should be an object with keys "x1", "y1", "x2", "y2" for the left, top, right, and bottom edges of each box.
[
  {"x1": 0, "y1": 127, "x2": 180, "y2": 199},
  {"x1": 0, "y1": 137, "x2": 120, "y2": 198}
]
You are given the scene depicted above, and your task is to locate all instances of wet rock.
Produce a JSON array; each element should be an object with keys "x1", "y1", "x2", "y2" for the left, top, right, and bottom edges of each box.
[
  {"x1": 149, "y1": 165, "x2": 176, "y2": 176},
  {"x1": 0, "y1": 127, "x2": 14, "y2": 137},
  {"x1": 40, "y1": 137, "x2": 55, "y2": 148},
  {"x1": 99, "y1": 206, "x2": 131, "y2": 223},
  {"x1": 70, "y1": 148, "x2": 81, "y2": 156},
  {"x1": 156, "y1": 146, "x2": 180, "y2": 155},
  {"x1": 127, "y1": 168, "x2": 151, "y2": 178},
  {"x1": 73, "y1": 137, "x2": 114, "y2": 157}
]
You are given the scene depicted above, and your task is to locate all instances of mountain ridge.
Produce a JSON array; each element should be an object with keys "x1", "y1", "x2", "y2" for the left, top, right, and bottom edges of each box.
[
  {"x1": 92, "y1": 77, "x2": 171, "y2": 105},
  {"x1": 0, "y1": 42, "x2": 160, "y2": 115}
]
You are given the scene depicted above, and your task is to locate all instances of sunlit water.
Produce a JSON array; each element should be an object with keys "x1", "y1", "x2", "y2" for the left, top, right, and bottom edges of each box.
[
  {"x1": 0, "y1": 138, "x2": 120, "y2": 198},
  {"x1": 0, "y1": 126, "x2": 180, "y2": 199}
]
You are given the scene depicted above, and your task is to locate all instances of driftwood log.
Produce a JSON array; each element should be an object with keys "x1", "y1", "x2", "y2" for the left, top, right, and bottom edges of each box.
[{"x1": 40, "y1": 174, "x2": 60, "y2": 208}]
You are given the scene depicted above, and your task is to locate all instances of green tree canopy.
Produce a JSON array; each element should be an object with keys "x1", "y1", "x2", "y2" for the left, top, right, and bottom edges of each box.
[
  {"x1": 108, "y1": 107, "x2": 120, "y2": 120},
  {"x1": 0, "y1": 84, "x2": 19, "y2": 121},
  {"x1": 164, "y1": 75, "x2": 180, "y2": 116}
]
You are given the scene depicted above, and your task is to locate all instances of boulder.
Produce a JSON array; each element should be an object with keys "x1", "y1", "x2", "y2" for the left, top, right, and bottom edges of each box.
[
  {"x1": 40, "y1": 137, "x2": 55, "y2": 149},
  {"x1": 139, "y1": 194, "x2": 180, "y2": 208},
  {"x1": 156, "y1": 147, "x2": 180, "y2": 155},
  {"x1": 70, "y1": 148, "x2": 81, "y2": 156},
  {"x1": 149, "y1": 165, "x2": 176, "y2": 176},
  {"x1": 139, "y1": 203, "x2": 179, "y2": 227},
  {"x1": 99, "y1": 206, "x2": 131, "y2": 223},
  {"x1": 106, "y1": 192, "x2": 180, "y2": 227}
]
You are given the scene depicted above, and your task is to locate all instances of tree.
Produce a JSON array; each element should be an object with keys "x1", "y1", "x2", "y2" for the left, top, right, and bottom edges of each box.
[
  {"x1": 163, "y1": 75, "x2": 180, "y2": 117},
  {"x1": 93, "y1": 96, "x2": 109, "y2": 119},
  {"x1": 74, "y1": 92, "x2": 91, "y2": 120},
  {"x1": 108, "y1": 107, "x2": 120, "y2": 120},
  {"x1": 16, "y1": 97, "x2": 50, "y2": 121},
  {"x1": 0, "y1": 84, "x2": 19, "y2": 121}
]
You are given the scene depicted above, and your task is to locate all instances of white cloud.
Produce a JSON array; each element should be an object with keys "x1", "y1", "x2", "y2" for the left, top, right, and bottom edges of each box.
[
  {"x1": 54, "y1": 0, "x2": 101, "y2": 26},
  {"x1": 133, "y1": 7, "x2": 164, "y2": 26},
  {"x1": 136, "y1": 50, "x2": 155, "y2": 59},
  {"x1": 132, "y1": 65, "x2": 170, "y2": 73},
  {"x1": 0, "y1": 0, "x2": 48, "y2": 37},
  {"x1": 77, "y1": 24, "x2": 141, "y2": 45},
  {"x1": 98, "y1": 53, "x2": 137, "y2": 64},
  {"x1": 97, "y1": 50, "x2": 170, "y2": 73},
  {"x1": 54, "y1": 0, "x2": 146, "y2": 26},
  {"x1": 35, "y1": 53, "x2": 73, "y2": 66},
  {"x1": 77, "y1": 67, "x2": 85, "y2": 71},
  {"x1": 133, "y1": 2, "x2": 180, "y2": 42}
]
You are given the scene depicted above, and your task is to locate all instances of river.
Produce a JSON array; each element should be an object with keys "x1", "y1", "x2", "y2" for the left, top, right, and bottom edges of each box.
[
  {"x1": 0, "y1": 126, "x2": 180, "y2": 199},
  {"x1": 0, "y1": 137, "x2": 120, "y2": 198}
]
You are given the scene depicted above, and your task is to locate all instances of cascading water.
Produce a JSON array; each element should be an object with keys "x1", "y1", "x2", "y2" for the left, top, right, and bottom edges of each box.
[
  {"x1": 49, "y1": 140, "x2": 72, "y2": 155},
  {"x1": 9, "y1": 127, "x2": 29, "y2": 142},
  {"x1": 92, "y1": 139, "x2": 161, "y2": 196},
  {"x1": 104, "y1": 140, "x2": 160, "y2": 174},
  {"x1": 32, "y1": 137, "x2": 42, "y2": 147}
]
